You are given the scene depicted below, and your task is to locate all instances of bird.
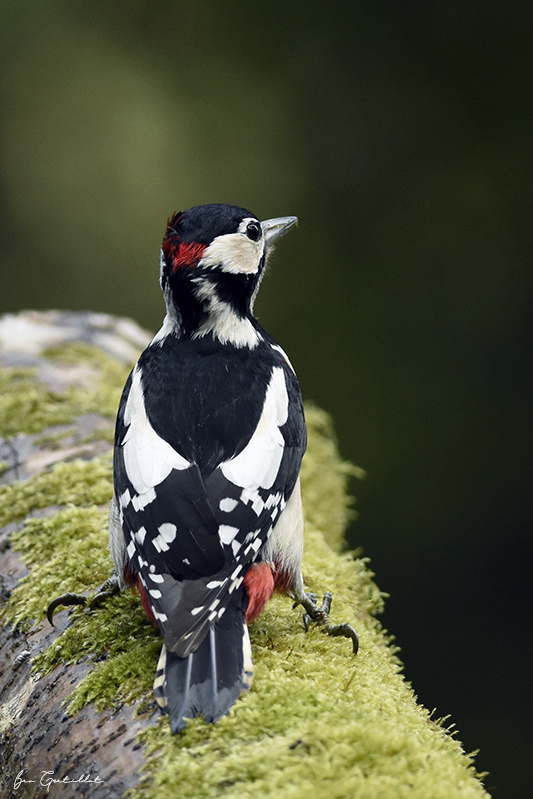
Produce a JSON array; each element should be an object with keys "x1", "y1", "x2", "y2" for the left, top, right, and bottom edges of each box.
[{"x1": 47, "y1": 203, "x2": 358, "y2": 733}]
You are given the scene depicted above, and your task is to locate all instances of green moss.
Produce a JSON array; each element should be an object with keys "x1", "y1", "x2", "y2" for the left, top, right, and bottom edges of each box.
[
  {"x1": 33, "y1": 428, "x2": 77, "y2": 450},
  {"x1": 35, "y1": 591, "x2": 160, "y2": 714},
  {"x1": 0, "y1": 343, "x2": 129, "y2": 441},
  {"x1": 45, "y1": 341, "x2": 130, "y2": 419},
  {"x1": 81, "y1": 426, "x2": 115, "y2": 445},
  {"x1": 0, "y1": 366, "x2": 73, "y2": 438},
  {"x1": 129, "y1": 571, "x2": 484, "y2": 799},
  {"x1": 44, "y1": 340, "x2": 130, "y2": 384},
  {"x1": 301, "y1": 403, "x2": 365, "y2": 552},
  {"x1": 45, "y1": 340, "x2": 126, "y2": 373},
  {"x1": 7, "y1": 505, "x2": 112, "y2": 628},
  {"x1": 0, "y1": 455, "x2": 113, "y2": 527},
  {"x1": 0, "y1": 341, "x2": 488, "y2": 799}
]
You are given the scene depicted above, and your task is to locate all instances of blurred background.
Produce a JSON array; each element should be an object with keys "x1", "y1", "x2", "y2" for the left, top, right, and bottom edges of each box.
[{"x1": 1, "y1": 1, "x2": 531, "y2": 795}]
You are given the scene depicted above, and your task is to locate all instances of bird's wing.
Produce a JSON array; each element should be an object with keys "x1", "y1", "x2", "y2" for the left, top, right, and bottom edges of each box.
[{"x1": 114, "y1": 357, "x2": 305, "y2": 655}]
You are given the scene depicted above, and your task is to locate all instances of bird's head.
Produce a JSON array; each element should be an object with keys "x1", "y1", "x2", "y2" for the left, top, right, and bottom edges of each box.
[{"x1": 159, "y1": 204, "x2": 297, "y2": 345}]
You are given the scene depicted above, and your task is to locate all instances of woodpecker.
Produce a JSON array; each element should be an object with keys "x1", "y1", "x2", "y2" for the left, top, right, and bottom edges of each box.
[
  {"x1": 111, "y1": 204, "x2": 308, "y2": 731},
  {"x1": 47, "y1": 203, "x2": 358, "y2": 732}
]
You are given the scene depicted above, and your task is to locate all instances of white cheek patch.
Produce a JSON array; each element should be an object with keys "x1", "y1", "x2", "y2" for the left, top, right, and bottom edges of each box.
[{"x1": 199, "y1": 221, "x2": 265, "y2": 275}]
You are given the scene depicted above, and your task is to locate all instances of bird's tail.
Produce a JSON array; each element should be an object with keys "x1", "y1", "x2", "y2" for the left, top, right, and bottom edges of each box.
[{"x1": 153, "y1": 601, "x2": 254, "y2": 733}]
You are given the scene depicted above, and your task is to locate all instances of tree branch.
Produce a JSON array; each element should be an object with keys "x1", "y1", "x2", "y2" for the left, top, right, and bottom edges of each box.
[{"x1": 0, "y1": 311, "x2": 489, "y2": 799}]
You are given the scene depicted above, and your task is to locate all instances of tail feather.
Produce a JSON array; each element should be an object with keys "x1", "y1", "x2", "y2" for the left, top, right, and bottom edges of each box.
[{"x1": 154, "y1": 600, "x2": 253, "y2": 733}]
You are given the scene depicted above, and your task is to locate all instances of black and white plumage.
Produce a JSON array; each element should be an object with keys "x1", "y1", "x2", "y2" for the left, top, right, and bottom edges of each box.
[{"x1": 110, "y1": 203, "x2": 306, "y2": 732}]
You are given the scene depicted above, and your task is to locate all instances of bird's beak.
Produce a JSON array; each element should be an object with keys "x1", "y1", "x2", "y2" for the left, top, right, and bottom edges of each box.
[{"x1": 261, "y1": 216, "x2": 298, "y2": 247}]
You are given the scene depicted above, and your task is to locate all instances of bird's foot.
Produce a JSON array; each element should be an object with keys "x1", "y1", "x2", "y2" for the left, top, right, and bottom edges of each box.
[
  {"x1": 46, "y1": 574, "x2": 121, "y2": 626},
  {"x1": 293, "y1": 590, "x2": 359, "y2": 656}
]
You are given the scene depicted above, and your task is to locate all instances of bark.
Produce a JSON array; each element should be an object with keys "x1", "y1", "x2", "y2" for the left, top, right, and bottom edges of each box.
[{"x1": 0, "y1": 311, "x2": 152, "y2": 799}]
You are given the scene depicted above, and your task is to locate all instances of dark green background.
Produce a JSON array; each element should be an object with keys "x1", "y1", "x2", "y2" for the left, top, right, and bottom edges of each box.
[{"x1": 1, "y1": 2, "x2": 531, "y2": 796}]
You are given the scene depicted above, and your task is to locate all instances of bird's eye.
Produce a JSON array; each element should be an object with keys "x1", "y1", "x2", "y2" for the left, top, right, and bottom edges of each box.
[{"x1": 246, "y1": 221, "x2": 261, "y2": 242}]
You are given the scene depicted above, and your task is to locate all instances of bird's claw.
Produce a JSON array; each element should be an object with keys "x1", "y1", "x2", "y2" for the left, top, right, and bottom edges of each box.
[
  {"x1": 294, "y1": 589, "x2": 359, "y2": 656},
  {"x1": 46, "y1": 576, "x2": 121, "y2": 627},
  {"x1": 87, "y1": 576, "x2": 121, "y2": 609},
  {"x1": 320, "y1": 621, "x2": 359, "y2": 655},
  {"x1": 46, "y1": 592, "x2": 87, "y2": 626}
]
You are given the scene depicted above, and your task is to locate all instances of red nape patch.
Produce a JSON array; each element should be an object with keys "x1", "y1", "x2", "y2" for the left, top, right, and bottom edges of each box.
[
  {"x1": 244, "y1": 562, "x2": 275, "y2": 624},
  {"x1": 123, "y1": 566, "x2": 158, "y2": 627},
  {"x1": 162, "y1": 238, "x2": 206, "y2": 273}
]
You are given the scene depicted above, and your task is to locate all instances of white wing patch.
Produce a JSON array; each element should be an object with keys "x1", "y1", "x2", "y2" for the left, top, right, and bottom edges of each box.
[
  {"x1": 132, "y1": 487, "x2": 157, "y2": 511},
  {"x1": 152, "y1": 522, "x2": 178, "y2": 552},
  {"x1": 221, "y1": 367, "x2": 289, "y2": 490},
  {"x1": 134, "y1": 526, "x2": 147, "y2": 544},
  {"x1": 270, "y1": 343, "x2": 296, "y2": 373},
  {"x1": 122, "y1": 367, "x2": 190, "y2": 494},
  {"x1": 218, "y1": 525, "x2": 240, "y2": 544},
  {"x1": 220, "y1": 497, "x2": 239, "y2": 512}
]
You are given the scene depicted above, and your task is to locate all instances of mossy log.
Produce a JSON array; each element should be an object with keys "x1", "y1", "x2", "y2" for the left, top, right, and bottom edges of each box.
[{"x1": 0, "y1": 311, "x2": 489, "y2": 799}]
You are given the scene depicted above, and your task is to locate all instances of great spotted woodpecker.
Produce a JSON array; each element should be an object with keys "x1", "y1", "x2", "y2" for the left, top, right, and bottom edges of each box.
[{"x1": 48, "y1": 203, "x2": 358, "y2": 732}]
